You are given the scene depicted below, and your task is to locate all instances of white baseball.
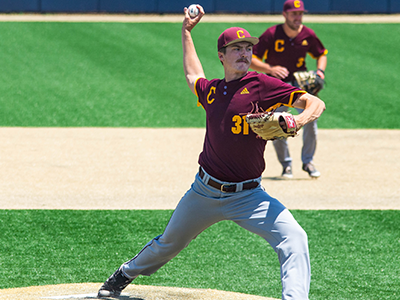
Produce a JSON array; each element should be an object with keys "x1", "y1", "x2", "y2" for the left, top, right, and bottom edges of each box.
[{"x1": 188, "y1": 4, "x2": 199, "y2": 18}]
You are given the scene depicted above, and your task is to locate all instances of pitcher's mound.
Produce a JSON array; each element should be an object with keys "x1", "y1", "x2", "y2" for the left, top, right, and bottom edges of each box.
[{"x1": 0, "y1": 283, "x2": 279, "y2": 300}]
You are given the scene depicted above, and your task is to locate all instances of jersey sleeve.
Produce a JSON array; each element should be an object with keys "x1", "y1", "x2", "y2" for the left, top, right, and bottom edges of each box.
[
  {"x1": 194, "y1": 77, "x2": 209, "y2": 108},
  {"x1": 252, "y1": 29, "x2": 273, "y2": 61},
  {"x1": 307, "y1": 29, "x2": 328, "y2": 59},
  {"x1": 258, "y1": 74, "x2": 305, "y2": 111}
]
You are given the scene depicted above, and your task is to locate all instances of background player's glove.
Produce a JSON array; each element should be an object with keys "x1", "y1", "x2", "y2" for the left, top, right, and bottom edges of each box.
[
  {"x1": 246, "y1": 111, "x2": 298, "y2": 141},
  {"x1": 293, "y1": 70, "x2": 325, "y2": 95}
]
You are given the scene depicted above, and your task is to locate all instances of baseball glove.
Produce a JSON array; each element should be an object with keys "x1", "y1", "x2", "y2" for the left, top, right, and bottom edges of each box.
[
  {"x1": 246, "y1": 110, "x2": 298, "y2": 141},
  {"x1": 293, "y1": 70, "x2": 324, "y2": 95}
]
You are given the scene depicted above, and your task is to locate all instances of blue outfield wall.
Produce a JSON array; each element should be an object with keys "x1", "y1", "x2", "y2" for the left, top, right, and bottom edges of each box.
[
  {"x1": 41, "y1": 0, "x2": 99, "y2": 13},
  {"x1": 0, "y1": 0, "x2": 399, "y2": 14},
  {"x1": 0, "y1": 0, "x2": 40, "y2": 12}
]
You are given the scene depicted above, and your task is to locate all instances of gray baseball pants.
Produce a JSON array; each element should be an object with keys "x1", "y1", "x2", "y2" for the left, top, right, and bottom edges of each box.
[
  {"x1": 121, "y1": 168, "x2": 311, "y2": 300},
  {"x1": 273, "y1": 106, "x2": 318, "y2": 168}
]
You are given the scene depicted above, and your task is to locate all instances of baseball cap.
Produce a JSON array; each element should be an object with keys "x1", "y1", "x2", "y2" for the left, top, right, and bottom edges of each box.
[
  {"x1": 217, "y1": 27, "x2": 259, "y2": 51},
  {"x1": 283, "y1": 0, "x2": 307, "y2": 12}
]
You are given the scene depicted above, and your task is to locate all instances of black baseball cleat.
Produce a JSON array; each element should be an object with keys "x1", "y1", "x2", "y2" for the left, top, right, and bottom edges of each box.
[
  {"x1": 302, "y1": 163, "x2": 321, "y2": 178},
  {"x1": 281, "y1": 166, "x2": 293, "y2": 179},
  {"x1": 97, "y1": 267, "x2": 135, "y2": 298}
]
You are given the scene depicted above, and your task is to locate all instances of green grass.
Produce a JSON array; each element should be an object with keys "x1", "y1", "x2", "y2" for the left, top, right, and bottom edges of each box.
[
  {"x1": 1, "y1": 210, "x2": 399, "y2": 299},
  {"x1": 0, "y1": 22, "x2": 204, "y2": 127},
  {"x1": 0, "y1": 22, "x2": 399, "y2": 128}
]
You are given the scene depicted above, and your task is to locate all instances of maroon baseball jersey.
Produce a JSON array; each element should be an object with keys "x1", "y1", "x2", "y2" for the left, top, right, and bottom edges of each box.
[
  {"x1": 195, "y1": 71, "x2": 305, "y2": 182},
  {"x1": 253, "y1": 24, "x2": 327, "y2": 82}
]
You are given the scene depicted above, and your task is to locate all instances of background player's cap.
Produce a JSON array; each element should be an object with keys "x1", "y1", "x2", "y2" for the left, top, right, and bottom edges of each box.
[
  {"x1": 283, "y1": 0, "x2": 307, "y2": 12},
  {"x1": 217, "y1": 27, "x2": 259, "y2": 51}
]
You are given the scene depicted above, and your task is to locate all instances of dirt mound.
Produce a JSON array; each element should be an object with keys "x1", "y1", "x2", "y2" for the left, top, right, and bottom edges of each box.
[{"x1": 0, "y1": 283, "x2": 277, "y2": 300}]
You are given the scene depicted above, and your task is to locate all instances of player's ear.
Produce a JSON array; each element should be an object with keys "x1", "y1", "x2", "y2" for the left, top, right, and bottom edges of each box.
[{"x1": 218, "y1": 52, "x2": 224, "y2": 64}]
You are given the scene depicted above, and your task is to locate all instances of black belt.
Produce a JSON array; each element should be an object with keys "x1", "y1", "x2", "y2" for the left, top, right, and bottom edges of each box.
[{"x1": 199, "y1": 168, "x2": 259, "y2": 193}]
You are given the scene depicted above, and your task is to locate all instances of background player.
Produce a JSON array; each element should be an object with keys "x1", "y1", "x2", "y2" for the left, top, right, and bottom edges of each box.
[
  {"x1": 98, "y1": 5, "x2": 325, "y2": 299},
  {"x1": 250, "y1": 0, "x2": 328, "y2": 178}
]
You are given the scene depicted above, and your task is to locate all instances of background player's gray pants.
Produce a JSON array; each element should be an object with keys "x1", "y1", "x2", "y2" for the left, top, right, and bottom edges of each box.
[
  {"x1": 273, "y1": 106, "x2": 318, "y2": 168},
  {"x1": 121, "y1": 169, "x2": 311, "y2": 300}
]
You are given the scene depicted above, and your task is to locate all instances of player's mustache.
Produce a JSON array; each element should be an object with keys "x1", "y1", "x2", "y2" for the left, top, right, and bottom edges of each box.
[{"x1": 237, "y1": 58, "x2": 249, "y2": 63}]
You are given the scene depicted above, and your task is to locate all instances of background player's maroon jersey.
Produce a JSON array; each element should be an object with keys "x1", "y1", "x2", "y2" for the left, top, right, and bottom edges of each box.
[{"x1": 253, "y1": 24, "x2": 327, "y2": 82}]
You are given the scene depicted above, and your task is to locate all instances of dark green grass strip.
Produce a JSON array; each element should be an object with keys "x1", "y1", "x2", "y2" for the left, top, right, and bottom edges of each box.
[
  {"x1": 0, "y1": 210, "x2": 399, "y2": 299},
  {"x1": 0, "y1": 22, "x2": 399, "y2": 128}
]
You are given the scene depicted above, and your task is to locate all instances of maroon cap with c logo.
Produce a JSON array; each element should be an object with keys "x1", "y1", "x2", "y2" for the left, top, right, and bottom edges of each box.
[
  {"x1": 283, "y1": 0, "x2": 307, "y2": 12},
  {"x1": 217, "y1": 27, "x2": 259, "y2": 51}
]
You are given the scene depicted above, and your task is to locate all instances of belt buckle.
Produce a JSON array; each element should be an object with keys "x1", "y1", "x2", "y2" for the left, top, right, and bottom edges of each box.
[{"x1": 220, "y1": 184, "x2": 235, "y2": 193}]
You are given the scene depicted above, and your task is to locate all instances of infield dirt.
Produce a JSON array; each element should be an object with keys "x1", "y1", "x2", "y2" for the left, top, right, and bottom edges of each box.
[{"x1": 2, "y1": 128, "x2": 399, "y2": 210}]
